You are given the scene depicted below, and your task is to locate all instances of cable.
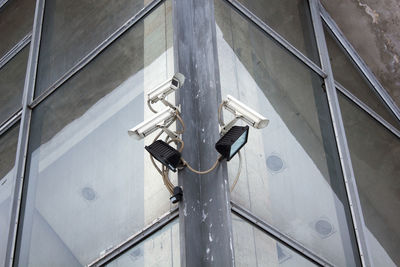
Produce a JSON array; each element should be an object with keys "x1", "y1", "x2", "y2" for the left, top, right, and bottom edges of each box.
[
  {"x1": 230, "y1": 151, "x2": 242, "y2": 192},
  {"x1": 218, "y1": 102, "x2": 225, "y2": 127},
  {"x1": 162, "y1": 165, "x2": 174, "y2": 194},
  {"x1": 175, "y1": 113, "x2": 185, "y2": 134},
  {"x1": 147, "y1": 99, "x2": 159, "y2": 113},
  {"x1": 182, "y1": 156, "x2": 222, "y2": 175}
]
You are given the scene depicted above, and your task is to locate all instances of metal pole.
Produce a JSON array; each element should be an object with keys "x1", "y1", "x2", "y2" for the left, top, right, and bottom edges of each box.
[{"x1": 173, "y1": 0, "x2": 235, "y2": 266}]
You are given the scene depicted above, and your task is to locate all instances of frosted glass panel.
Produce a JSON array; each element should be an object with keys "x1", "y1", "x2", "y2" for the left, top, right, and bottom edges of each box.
[
  {"x1": 106, "y1": 219, "x2": 180, "y2": 267},
  {"x1": 215, "y1": 1, "x2": 360, "y2": 265},
  {"x1": 16, "y1": 2, "x2": 174, "y2": 266}
]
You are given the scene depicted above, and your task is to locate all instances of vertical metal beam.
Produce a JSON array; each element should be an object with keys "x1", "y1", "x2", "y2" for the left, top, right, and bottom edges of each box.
[
  {"x1": 308, "y1": 0, "x2": 373, "y2": 266},
  {"x1": 173, "y1": 0, "x2": 235, "y2": 266},
  {"x1": 5, "y1": 0, "x2": 45, "y2": 266},
  {"x1": 320, "y1": 5, "x2": 400, "y2": 122}
]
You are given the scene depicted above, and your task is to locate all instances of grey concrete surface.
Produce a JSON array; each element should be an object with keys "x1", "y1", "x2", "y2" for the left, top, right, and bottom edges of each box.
[{"x1": 321, "y1": 0, "x2": 400, "y2": 107}]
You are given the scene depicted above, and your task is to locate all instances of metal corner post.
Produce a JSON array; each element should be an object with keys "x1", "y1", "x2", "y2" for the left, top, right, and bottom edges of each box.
[
  {"x1": 172, "y1": 0, "x2": 235, "y2": 266},
  {"x1": 5, "y1": 0, "x2": 45, "y2": 266},
  {"x1": 308, "y1": 0, "x2": 373, "y2": 266}
]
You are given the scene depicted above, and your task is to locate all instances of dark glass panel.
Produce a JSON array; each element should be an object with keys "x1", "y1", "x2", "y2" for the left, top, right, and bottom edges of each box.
[
  {"x1": 0, "y1": 0, "x2": 35, "y2": 59},
  {"x1": 0, "y1": 46, "x2": 29, "y2": 124},
  {"x1": 237, "y1": 0, "x2": 320, "y2": 65},
  {"x1": 35, "y1": 0, "x2": 146, "y2": 96},
  {"x1": 324, "y1": 25, "x2": 400, "y2": 130},
  {"x1": 338, "y1": 92, "x2": 400, "y2": 267}
]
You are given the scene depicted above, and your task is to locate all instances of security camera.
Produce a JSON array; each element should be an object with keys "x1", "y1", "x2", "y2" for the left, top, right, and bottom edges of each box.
[
  {"x1": 128, "y1": 107, "x2": 177, "y2": 140},
  {"x1": 222, "y1": 95, "x2": 269, "y2": 129},
  {"x1": 148, "y1": 73, "x2": 185, "y2": 104}
]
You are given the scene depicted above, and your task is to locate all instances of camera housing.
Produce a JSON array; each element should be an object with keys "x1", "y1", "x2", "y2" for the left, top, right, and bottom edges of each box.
[
  {"x1": 147, "y1": 73, "x2": 185, "y2": 104},
  {"x1": 223, "y1": 95, "x2": 269, "y2": 129},
  {"x1": 128, "y1": 107, "x2": 177, "y2": 140}
]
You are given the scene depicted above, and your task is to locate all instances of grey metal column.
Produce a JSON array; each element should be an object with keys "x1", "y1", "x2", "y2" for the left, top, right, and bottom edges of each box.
[
  {"x1": 173, "y1": 0, "x2": 234, "y2": 266},
  {"x1": 308, "y1": 0, "x2": 373, "y2": 266},
  {"x1": 5, "y1": 0, "x2": 45, "y2": 266}
]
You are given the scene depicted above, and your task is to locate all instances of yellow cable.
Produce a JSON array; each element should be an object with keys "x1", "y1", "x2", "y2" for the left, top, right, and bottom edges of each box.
[
  {"x1": 230, "y1": 151, "x2": 242, "y2": 192},
  {"x1": 182, "y1": 156, "x2": 222, "y2": 175}
]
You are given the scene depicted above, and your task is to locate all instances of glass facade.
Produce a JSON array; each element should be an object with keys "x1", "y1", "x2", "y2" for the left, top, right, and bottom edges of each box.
[
  {"x1": 232, "y1": 215, "x2": 317, "y2": 267},
  {"x1": 34, "y1": 0, "x2": 146, "y2": 96},
  {"x1": 237, "y1": 0, "x2": 320, "y2": 65},
  {"x1": 324, "y1": 25, "x2": 400, "y2": 130},
  {"x1": 0, "y1": 0, "x2": 35, "y2": 59},
  {"x1": 0, "y1": 123, "x2": 19, "y2": 262},
  {"x1": 0, "y1": 45, "x2": 29, "y2": 124},
  {"x1": 0, "y1": 0, "x2": 399, "y2": 266},
  {"x1": 106, "y1": 219, "x2": 180, "y2": 267},
  {"x1": 215, "y1": 1, "x2": 359, "y2": 265},
  {"x1": 15, "y1": 1, "x2": 174, "y2": 266},
  {"x1": 338, "y1": 93, "x2": 400, "y2": 267}
]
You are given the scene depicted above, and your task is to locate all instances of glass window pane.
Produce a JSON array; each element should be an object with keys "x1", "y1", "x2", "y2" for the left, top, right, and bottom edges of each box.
[
  {"x1": 338, "y1": 92, "x2": 400, "y2": 267},
  {"x1": 106, "y1": 219, "x2": 180, "y2": 267},
  {"x1": 232, "y1": 215, "x2": 317, "y2": 267},
  {"x1": 34, "y1": 0, "x2": 147, "y2": 97},
  {"x1": 0, "y1": 0, "x2": 35, "y2": 59},
  {"x1": 324, "y1": 25, "x2": 400, "y2": 130},
  {"x1": 215, "y1": 1, "x2": 360, "y2": 265},
  {"x1": 0, "y1": 123, "x2": 20, "y2": 261},
  {"x1": 16, "y1": 2, "x2": 174, "y2": 266},
  {"x1": 0, "y1": 46, "x2": 29, "y2": 124},
  {"x1": 235, "y1": 0, "x2": 320, "y2": 65}
]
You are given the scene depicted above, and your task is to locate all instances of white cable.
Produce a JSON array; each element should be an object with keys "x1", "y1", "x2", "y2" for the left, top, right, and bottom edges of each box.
[{"x1": 230, "y1": 151, "x2": 242, "y2": 192}]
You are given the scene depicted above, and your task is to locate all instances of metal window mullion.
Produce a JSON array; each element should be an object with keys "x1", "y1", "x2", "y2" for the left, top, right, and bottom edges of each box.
[
  {"x1": 0, "y1": 32, "x2": 32, "y2": 70},
  {"x1": 231, "y1": 202, "x2": 334, "y2": 267},
  {"x1": 4, "y1": 0, "x2": 45, "y2": 266},
  {"x1": 87, "y1": 208, "x2": 179, "y2": 267},
  {"x1": 0, "y1": 109, "x2": 22, "y2": 136},
  {"x1": 29, "y1": 0, "x2": 164, "y2": 109},
  {"x1": 320, "y1": 5, "x2": 400, "y2": 122},
  {"x1": 0, "y1": 0, "x2": 8, "y2": 9},
  {"x1": 308, "y1": 0, "x2": 373, "y2": 266},
  {"x1": 335, "y1": 81, "x2": 400, "y2": 138},
  {"x1": 224, "y1": 0, "x2": 327, "y2": 79}
]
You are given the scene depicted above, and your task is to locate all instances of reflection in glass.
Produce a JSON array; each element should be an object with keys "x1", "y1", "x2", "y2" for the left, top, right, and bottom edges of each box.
[
  {"x1": 35, "y1": 0, "x2": 146, "y2": 96},
  {"x1": 106, "y1": 219, "x2": 180, "y2": 267},
  {"x1": 0, "y1": 0, "x2": 35, "y2": 59},
  {"x1": 0, "y1": 46, "x2": 29, "y2": 124},
  {"x1": 16, "y1": 2, "x2": 174, "y2": 266},
  {"x1": 215, "y1": 0, "x2": 360, "y2": 265},
  {"x1": 324, "y1": 25, "x2": 400, "y2": 130},
  {"x1": 0, "y1": 123, "x2": 20, "y2": 261},
  {"x1": 338, "y1": 92, "x2": 400, "y2": 267},
  {"x1": 232, "y1": 214, "x2": 317, "y2": 267},
  {"x1": 237, "y1": 0, "x2": 320, "y2": 65}
]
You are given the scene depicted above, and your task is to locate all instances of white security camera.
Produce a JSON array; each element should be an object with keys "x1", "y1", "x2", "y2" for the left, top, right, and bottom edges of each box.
[
  {"x1": 221, "y1": 95, "x2": 269, "y2": 132},
  {"x1": 128, "y1": 107, "x2": 177, "y2": 140},
  {"x1": 147, "y1": 73, "x2": 185, "y2": 104}
]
